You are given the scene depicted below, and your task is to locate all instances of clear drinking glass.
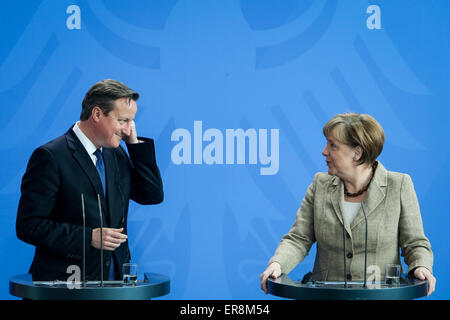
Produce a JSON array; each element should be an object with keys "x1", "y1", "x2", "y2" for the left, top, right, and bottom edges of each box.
[
  {"x1": 123, "y1": 263, "x2": 138, "y2": 286},
  {"x1": 385, "y1": 264, "x2": 400, "y2": 285}
]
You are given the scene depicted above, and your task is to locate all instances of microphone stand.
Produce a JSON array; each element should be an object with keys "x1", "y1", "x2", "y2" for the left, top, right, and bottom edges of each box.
[
  {"x1": 97, "y1": 194, "x2": 104, "y2": 287},
  {"x1": 361, "y1": 203, "x2": 368, "y2": 288},
  {"x1": 81, "y1": 194, "x2": 86, "y2": 288},
  {"x1": 338, "y1": 203, "x2": 348, "y2": 288}
]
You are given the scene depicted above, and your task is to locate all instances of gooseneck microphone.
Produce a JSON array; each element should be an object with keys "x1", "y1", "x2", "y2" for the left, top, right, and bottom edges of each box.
[
  {"x1": 361, "y1": 203, "x2": 368, "y2": 288},
  {"x1": 97, "y1": 194, "x2": 104, "y2": 287},
  {"x1": 81, "y1": 194, "x2": 86, "y2": 288},
  {"x1": 337, "y1": 203, "x2": 348, "y2": 288}
]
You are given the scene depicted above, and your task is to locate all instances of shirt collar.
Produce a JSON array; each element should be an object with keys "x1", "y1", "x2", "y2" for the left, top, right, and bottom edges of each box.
[{"x1": 72, "y1": 122, "x2": 102, "y2": 157}]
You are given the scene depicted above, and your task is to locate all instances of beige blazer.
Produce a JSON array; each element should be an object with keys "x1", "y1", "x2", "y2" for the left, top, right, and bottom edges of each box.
[{"x1": 269, "y1": 162, "x2": 433, "y2": 281}]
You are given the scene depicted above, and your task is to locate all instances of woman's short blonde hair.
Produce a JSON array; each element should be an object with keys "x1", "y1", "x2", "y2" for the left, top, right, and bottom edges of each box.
[{"x1": 323, "y1": 113, "x2": 385, "y2": 166}]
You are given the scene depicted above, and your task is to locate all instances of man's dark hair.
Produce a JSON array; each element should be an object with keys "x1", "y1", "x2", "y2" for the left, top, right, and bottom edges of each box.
[{"x1": 80, "y1": 79, "x2": 139, "y2": 121}]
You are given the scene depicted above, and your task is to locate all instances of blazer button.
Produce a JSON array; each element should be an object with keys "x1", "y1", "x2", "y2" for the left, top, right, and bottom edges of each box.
[
  {"x1": 347, "y1": 273, "x2": 352, "y2": 280},
  {"x1": 105, "y1": 260, "x2": 110, "y2": 267},
  {"x1": 347, "y1": 252, "x2": 353, "y2": 259}
]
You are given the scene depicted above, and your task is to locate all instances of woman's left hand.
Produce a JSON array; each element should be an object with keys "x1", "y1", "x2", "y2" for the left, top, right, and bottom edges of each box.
[{"x1": 414, "y1": 267, "x2": 436, "y2": 297}]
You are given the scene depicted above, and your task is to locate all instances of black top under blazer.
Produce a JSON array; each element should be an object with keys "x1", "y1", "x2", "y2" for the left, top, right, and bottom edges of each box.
[{"x1": 16, "y1": 126, "x2": 164, "y2": 281}]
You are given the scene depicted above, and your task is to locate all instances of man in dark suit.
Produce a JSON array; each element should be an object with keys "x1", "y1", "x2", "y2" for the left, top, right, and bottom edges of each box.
[{"x1": 16, "y1": 79, "x2": 164, "y2": 281}]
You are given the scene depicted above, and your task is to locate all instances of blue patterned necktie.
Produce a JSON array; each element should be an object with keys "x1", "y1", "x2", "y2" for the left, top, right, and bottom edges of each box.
[
  {"x1": 94, "y1": 149, "x2": 114, "y2": 280},
  {"x1": 94, "y1": 149, "x2": 106, "y2": 195}
]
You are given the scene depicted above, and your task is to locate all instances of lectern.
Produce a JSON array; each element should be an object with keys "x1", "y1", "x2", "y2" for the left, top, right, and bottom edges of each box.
[
  {"x1": 9, "y1": 272, "x2": 170, "y2": 300},
  {"x1": 268, "y1": 274, "x2": 427, "y2": 300}
]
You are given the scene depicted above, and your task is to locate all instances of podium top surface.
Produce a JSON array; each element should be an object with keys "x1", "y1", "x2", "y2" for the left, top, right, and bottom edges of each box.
[
  {"x1": 10, "y1": 273, "x2": 170, "y2": 300},
  {"x1": 268, "y1": 274, "x2": 428, "y2": 300}
]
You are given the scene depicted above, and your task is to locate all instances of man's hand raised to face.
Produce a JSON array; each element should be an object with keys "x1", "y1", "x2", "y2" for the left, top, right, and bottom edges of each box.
[{"x1": 122, "y1": 120, "x2": 139, "y2": 144}]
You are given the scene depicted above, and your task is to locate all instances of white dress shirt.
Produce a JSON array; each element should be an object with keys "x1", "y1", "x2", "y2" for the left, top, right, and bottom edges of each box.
[{"x1": 72, "y1": 122, "x2": 102, "y2": 165}]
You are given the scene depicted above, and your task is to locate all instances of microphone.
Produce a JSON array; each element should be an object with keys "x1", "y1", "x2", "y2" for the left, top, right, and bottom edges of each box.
[
  {"x1": 361, "y1": 203, "x2": 368, "y2": 288},
  {"x1": 337, "y1": 203, "x2": 348, "y2": 288},
  {"x1": 81, "y1": 194, "x2": 86, "y2": 287},
  {"x1": 97, "y1": 194, "x2": 104, "y2": 287}
]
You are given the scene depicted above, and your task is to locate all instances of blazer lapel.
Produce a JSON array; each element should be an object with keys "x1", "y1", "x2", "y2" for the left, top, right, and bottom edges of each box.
[
  {"x1": 330, "y1": 176, "x2": 352, "y2": 236},
  {"x1": 65, "y1": 128, "x2": 109, "y2": 218},
  {"x1": 350, "y1": 161, "x2": 387, "y2": 229}
]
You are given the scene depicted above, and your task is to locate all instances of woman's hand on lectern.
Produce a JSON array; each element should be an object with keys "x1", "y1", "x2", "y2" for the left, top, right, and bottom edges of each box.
[
  {"x1": 414, "y1": 267, "x2": 436, "y2": 297},
  {"x1": 260, "y1": 262, "x2": 281, "y2": 294}
]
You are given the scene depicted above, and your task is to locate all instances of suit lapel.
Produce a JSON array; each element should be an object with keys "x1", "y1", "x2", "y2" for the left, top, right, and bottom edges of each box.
[
  {"x1": 65, "y1": 128, "x2": 109, "y2": 219},
  {"x1": 350, "y1": 162, "x2": 387, "y2": 229}
]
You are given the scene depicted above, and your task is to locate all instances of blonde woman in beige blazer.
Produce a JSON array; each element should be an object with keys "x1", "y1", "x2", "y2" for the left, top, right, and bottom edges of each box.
[{"x1": 260, "y1": 113, "x2": 436, "y2": 297}]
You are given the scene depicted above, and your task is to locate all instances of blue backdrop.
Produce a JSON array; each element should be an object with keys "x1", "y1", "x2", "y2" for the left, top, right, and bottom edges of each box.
[{"x1": 1, "y1": 0, "x2": 449, "y2": 299}]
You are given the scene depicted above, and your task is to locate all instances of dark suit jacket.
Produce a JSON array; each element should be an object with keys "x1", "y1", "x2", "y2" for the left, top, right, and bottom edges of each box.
[{"x1": 16, "y1": 126, "x2": 164, "y2": 281}]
